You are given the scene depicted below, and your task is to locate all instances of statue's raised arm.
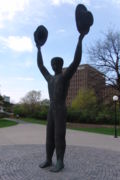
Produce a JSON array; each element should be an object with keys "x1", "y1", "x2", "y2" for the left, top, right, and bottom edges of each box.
[
  {"x1": 34, "y1": 25, "x2": 51, "y2": 82},
  {"x1": 63, "y1": 33, "x2": 85, "y2": 80},
  {"x1": 63, "y1": 4, "x2": 94, "y2": 80}
]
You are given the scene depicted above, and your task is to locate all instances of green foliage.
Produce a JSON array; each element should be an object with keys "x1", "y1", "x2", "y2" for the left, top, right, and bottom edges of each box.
[
  {"x1": 70, "y1": 89, "x2": 97, "y2": 123},
  {"x1": 13, "y1": 103, "x2": 48, "y2": 120},
  {"x1": 31, "y1": 105, "x2": 48, "y2": 119},
  {"x1": 21, "y1": 90, "x2": 41, "y2": 105},
  {"x1": 68, "y1": 99, "x2": 120, "y2": 125},
  {"x1": 0, "y1": 95, "x2": 3, "y2": 101},
  {"x1": 0, "y1": 112, "x2": 9, "y2": 118},
  {"x1": 3, "y1": 102, "x2": 13, "y2": 112},
  {"x1": 96, "y1": 107, "x2": 113, "y2": 124},
  {"x1": 67, "y1": 109, "x2": 82, "y2": 123},
  {"x1": 13, "y1": 90, "x2": 49, "y2": 119},
  {"x1": 67, "y1": 89, "x2": 120, "y2": 125},
  {"x1": 72, "y1": 88, "x2": 97, "y2": 110}
]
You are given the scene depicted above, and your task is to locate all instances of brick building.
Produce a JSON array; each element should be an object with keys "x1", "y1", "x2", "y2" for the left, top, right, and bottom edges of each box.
[
  {"x1": 103, "y1": 86, "x2": 119, "y2": 104},
  {"x1": 65, "y1": 64, "x2": 105, "y2": 106}
]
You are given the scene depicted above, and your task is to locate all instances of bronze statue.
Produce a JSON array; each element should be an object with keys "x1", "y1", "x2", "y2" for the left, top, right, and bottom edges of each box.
[{"x1": 34, "y1": 4, "x2": 93, "y2": 172}]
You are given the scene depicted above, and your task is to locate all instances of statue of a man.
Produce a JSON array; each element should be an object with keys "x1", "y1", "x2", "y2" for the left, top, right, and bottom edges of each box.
[{"x1": 34, "y1": 4, "x2": 93, "y2": 172}]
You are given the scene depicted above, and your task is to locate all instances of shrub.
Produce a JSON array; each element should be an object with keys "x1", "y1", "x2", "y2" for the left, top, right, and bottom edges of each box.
[
  {"x1": 0, "y1": 112, "x2": 9, "y2": 118},
  {"x1": 13, "y1": 104, "x2": 48, "y2": 120}
]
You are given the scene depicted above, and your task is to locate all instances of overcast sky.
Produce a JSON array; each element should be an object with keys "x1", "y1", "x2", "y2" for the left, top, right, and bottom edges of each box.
[{"x1": 0, "y1": 0, "x2": 120, "y2": 103}]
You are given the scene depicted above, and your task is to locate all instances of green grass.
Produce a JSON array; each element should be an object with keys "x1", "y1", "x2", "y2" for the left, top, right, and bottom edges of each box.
[
  {"x1": 69, "y1": 127, "x2": 120, "y2": 136},
  {"x1": 21, "y1": 117, "x2": 120, "y2": 136},
  {"x1": 22, "y1": 117, "x2": 47, "y2": 125},
  {"x1": 0, "y1": 119, "x2": 18, "y2": 128}
]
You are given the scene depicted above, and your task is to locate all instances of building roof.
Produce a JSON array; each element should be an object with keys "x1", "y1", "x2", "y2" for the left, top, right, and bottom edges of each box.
[{"x1": 63, "y1": 64, "x2": 104, "y2": 76}]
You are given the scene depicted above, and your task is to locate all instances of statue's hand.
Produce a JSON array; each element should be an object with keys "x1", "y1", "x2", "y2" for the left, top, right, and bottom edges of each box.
[
  {"x1": 36, "y1": 43, "x2": 40, "y2": 50},
  {"x1": 79, "y1": 32, "x2": 86, "y2": 40},
  {"x1": 34, "y1": 25, "x2": 48, "y2": 47}
]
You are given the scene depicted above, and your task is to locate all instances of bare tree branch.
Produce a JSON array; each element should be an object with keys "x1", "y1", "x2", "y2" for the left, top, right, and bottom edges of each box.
[{"x1": 88, "y1": 29, "x2": 120, "y2": 97}]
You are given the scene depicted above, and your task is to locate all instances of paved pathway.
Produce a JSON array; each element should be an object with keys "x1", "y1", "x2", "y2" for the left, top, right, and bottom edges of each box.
[
  {"x1": 0, "y1": 123, "x2": 120, "y2": 151},
  {"x1": 0, "y1": 122, "x2": 120, "y2": 179}
]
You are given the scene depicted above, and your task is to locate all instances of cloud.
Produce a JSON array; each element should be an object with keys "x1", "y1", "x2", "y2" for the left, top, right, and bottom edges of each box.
[
  {"x1": 15, "y1": 77, "x2": 34, "y2": 81},
  {"x1": 17, "y1": 0, "x2": 49, "y2": 26},
  {"x1": 24, "y1": 59, "x2": 33, "y2": 68},
  {"x1": 56, "y1": 28, "x2": 66, "y2": 33},
  {"x1": 17, "y1": 59, "x2": 34, "y2": 68},
  {"x1": 51, "y1": 0, "x2": 120, "y2": 8},
  {"x1": 51, "y1": 0, "x2": 90, "y2": 6},
  {"x1": 0, "y1": 0, "x2": 92, "y2": 28},
  {"x1": 111, "y1": 0, "x2": 120, "y2": 4},
  {"x1": 96, "y1": 0, "x2": 120, "y2": 7},
  {"x1": 0, "y1": 36, "x2": 33, "y2": 52},
  {"x1": 0, "y1": 0, "x2": 29, "y2": 28}
]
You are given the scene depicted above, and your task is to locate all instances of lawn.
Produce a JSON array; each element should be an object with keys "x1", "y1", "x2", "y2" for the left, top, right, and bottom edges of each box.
[
  {"x1": 22, "y1": 117, "x2": 47, "y2": 125},
  {"x1": 21, "y1": 117, "x2": 120, "y2": 136},
  {"x1": 0, "y1": 119, "x2": 18, "y2": 128},
  {"x1": 69, "y1": 127, "x2": 120, "y2": 136}
]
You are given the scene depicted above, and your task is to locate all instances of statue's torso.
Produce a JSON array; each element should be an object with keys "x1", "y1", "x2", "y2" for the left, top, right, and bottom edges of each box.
[{"x1": 48, "y1": 74, "x2": 69, "y2": 105}]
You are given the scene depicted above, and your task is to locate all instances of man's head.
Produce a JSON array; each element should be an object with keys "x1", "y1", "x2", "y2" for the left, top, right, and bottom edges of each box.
[{"x1": 51, "y1": 57, "x2": 64, "y2": 74}]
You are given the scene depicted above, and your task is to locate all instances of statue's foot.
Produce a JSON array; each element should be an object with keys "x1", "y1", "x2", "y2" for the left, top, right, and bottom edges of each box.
[
  {"x1": 39, "y1": 160, "x2": 52, "y2": 168},
  {"x1": 50, "y1": 160, "x2": 64, "y2": 173}
]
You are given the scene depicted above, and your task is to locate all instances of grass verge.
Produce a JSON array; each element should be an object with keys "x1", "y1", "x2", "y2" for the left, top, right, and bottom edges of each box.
[
  {"x1": 0, "y1": 118, "x2": 18, "y2": 128},
  {"x1": 68, "y1": 127, "x2": 120, "y2": 136},
  {"x1": 22, "y1": 118, "x2": 47, "y2": 125},
  {"x1": 21, "y1": 118, "x2": 120, "y2": 136}
]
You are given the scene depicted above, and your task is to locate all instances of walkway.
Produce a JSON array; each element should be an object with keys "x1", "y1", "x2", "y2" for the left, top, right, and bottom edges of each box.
[
  {"x1": 0, "y1": 122, "x2": 120, "y2": 179},
  {"x1": 0, "y1": 123, "x2": 120, "y2": 151}
]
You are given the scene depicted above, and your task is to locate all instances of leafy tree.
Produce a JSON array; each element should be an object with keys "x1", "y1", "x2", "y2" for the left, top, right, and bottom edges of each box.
[
  {"x1": 72, "y1": 89, "x2": 97, "y2": 110},
  {"x1": 19, "y1": 90, "x2": 41, "y2": 115},
  {"x1": 14, "y1": 90, "x2": 49, "y2": 119},
  {"x1": 0, "y1": 95, "x2": 3, "y2": 101},
  {"x1": 13, "y1": 104, "x2": 28, "y2": 117},
  {"x1": 71, "y1": 89, "x2": 97, "y2": 122},
  {"x1": 41, "y1": 99, "x2": 50, "y2": 106},
  {"x1": 21, "y1": 90, "x2": 41, "y2": 105}
]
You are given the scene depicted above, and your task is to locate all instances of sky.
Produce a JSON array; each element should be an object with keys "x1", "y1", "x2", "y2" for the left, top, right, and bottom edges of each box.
[{"x1": 0, "y1": 0, "x2": 120, "y2": 103}]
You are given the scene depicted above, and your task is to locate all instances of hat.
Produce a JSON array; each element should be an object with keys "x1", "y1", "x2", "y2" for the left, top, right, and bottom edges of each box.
[
  {"x1": 34, "y1": 25, "x2": 48, "y2": 46},
  {"x1": 75, "y1": 4, "x2": 94, "y2": 34}
]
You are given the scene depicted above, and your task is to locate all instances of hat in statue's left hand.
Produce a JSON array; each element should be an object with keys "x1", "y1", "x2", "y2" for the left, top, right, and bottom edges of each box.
[
  {"x1": 34, "y1": 25, "x2": 48, "y2": 46},
  {"x1": 75, "y1": 4, "x2": 94, "y2": 34}
]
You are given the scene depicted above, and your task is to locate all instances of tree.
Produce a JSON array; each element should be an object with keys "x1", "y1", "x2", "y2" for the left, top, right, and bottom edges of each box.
[
  {"x1": 0, "y1": 95, "x2": 3, "y2": 101},
  {"x1": 71, "y1": 88, "x2": 97, "y2": 121},
  {"x1": 72, "y1": 88, "x2": 97, "y2": 110},
  {"x1": 41, "y1": 99, "x2": 50, "y2": 106},
  {"x1": 21, "y1": 90, "x2": 41, "y2": 105},
  {"x1": 88, "y1": 30, "x2": 120, "y2": 95},
  {"x1": 20, "y1": 90, "x2": 41, "y2": 115}
]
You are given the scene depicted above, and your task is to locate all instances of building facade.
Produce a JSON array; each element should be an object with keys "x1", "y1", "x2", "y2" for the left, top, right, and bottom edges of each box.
[
  {"x1": 65, "y1": 64, "x2": 105, "y2": 106},
  {"x1": 103, "y1": 86, "x2": 119, "y2": 104}
]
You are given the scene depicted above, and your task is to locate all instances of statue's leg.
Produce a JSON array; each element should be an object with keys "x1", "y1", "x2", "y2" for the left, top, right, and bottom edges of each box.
[
  {"x1": 39, "y1": 108, "x2": 55, "y2": 168},
  {"x1": 50, "y1": 106, "x2": 66, "y2": 172}
]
